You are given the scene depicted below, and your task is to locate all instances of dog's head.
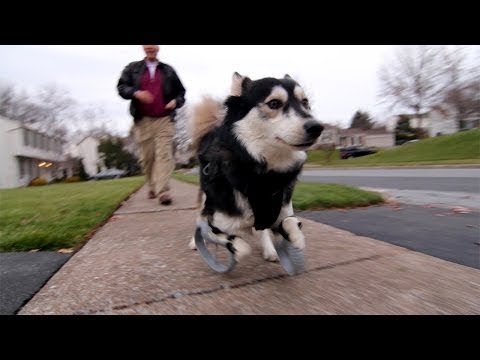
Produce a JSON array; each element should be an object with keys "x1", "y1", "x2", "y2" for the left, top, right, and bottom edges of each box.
[{"x1": 229, "y1": 72, "x2": 324, "y2": 156}]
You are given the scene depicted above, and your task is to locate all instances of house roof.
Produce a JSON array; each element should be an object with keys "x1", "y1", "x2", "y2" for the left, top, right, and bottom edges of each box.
[
  {"x1": 77, "y1": 135, "x2": 101, "y2": 146},
  {"x1": 1, "y1": 116, "x2": 66, "y2": 143},
  {"x1": 338, "y1": 128, "x2": 392, "y2": 136}
]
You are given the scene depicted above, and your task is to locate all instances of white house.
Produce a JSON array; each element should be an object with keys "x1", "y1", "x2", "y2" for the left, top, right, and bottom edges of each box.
[
  {"x1": 313, "y1": 124, "x2": 395, "y2": 149},
  {"x1": 0, "y1": 116, "x2": 66, "y2": 189},
  {"x1": 68, "y1": 136, "x2": 103, "y2": 177},
  {"x1": 408, "y1": 105, "x2": 459, "y2": 137}
]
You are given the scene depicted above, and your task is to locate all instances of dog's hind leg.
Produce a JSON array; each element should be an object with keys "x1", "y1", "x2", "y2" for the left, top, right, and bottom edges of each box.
[
  {"x1": 188, "y1": 189, "x2": 207, "y2": 250},
  {"x1": 193, "y1": 215, "x2": 252, "y2": 262},
  {"x1": 258, "y1": 229, "x2": 279, "y2": 262}
]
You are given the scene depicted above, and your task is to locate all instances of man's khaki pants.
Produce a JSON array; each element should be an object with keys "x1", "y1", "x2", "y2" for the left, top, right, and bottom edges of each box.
[{"x1": 133, "y1": 116, "x2": 175, "y2": 197}]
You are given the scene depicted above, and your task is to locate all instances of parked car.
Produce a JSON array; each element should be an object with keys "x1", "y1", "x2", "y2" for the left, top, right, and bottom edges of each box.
[
  {"x1": 402, "y1": 139, "x2": 420, "y2": 145},
  {"x1": 340, "y1": 146, "x2": 377, "y2": 159},
  {"x1": 91, "y1": 168, "x2": 126, "y2": 180}
]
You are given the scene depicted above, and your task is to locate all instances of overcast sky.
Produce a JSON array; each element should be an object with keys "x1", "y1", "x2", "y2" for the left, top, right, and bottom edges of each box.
[{"x1": 0, "y1": 45, "x2": 477, "y2": 136}]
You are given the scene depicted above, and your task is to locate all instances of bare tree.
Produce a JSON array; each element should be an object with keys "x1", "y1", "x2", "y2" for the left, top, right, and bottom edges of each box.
[
  {"x1": 0, "y1": 82, "x2": 38, "y2": 123},
  {"x1": 0, "y1": 80, "x2": 78, "y2": 139},
  {"x1": 379, "y1": 45, "x2": 480, "y2": 129},
  {"x1": 442, "y1": 47, "x2": 480, "y2": 128},
  {"x1": 0, "y1": 82, "x2": 15, "y2": 118},
  {"x1": 379, "y1": 46, "x2": 459, "y2": 127},
  {"x1": 34, "y1": 83, "x2": 77, "y2": 137}
]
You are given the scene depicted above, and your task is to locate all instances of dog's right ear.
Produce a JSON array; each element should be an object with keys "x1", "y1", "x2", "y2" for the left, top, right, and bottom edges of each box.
[{"x1": 230, "y1": 72, "x2": 251, "y2": 96}]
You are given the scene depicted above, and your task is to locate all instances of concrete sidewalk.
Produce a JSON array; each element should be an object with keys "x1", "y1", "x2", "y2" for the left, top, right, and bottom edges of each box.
[{"x1": 20, "y1": 180, "x2": 480, "y2": 315}]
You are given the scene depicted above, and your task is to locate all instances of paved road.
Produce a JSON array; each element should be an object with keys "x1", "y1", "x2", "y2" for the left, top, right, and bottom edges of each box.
[
  {"x1": 300, "y1": 205, "x2": 480, "y2": 270},
  {"x1": 300, "y1": 168, "x2": 480, "y2": 210},
  {"x1": 0, "y1": 252, "x2": 71, "y2": 315},
  {"x1": 300, "y1": 168, "x2": 480, "y2": 193}
]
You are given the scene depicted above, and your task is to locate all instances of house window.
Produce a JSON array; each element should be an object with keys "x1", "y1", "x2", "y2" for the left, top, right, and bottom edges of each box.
[
  {"x1": 23, "y1": 129, "x2": 29, "y2": 146},
  {"x1": 351, "y1": 137, "x2": 355, "y2": 145},
  {"x1": 18, "y1": 158, "x2": 25, "y2": 177},
  {"x1": 29, "y1": 131, "x2": 35, "y2": 148}
]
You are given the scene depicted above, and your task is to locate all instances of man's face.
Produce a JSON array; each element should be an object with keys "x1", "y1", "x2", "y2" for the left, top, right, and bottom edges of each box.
[{"x1": 143, "y1": 45, "x2": 159, "y2": 61}]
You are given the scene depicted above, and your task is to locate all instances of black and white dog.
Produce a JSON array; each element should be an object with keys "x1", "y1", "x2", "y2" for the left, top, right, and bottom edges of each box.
[{"x1": 188, "y1": 73, "x2": 323, "y2": 263}]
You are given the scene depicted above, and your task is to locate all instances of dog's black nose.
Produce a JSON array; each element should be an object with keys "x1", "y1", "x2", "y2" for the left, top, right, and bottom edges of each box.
[{"x1": 304, "y1": 121, "x2": 324, "y2": 138}]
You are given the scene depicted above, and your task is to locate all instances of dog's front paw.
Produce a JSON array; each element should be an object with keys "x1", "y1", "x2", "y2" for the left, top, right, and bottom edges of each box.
[
  {"x1": 263, "y1": 248, "x2": 279, "y2": 262},
  {"x1": 188, "y1": 236, "x2": 197, "y2": 250},
  {"x1": 260, "y1": 230, "x2": 279, "y2": 262},
  {"x1": 227, "y1": 237, "x2": 251, "y2": 262},
  {"x1": 282, "y1": 217, "x2": 305, "y2": 250}
]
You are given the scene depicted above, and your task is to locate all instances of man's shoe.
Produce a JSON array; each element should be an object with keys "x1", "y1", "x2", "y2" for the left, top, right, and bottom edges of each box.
[
  {"x1": 159, "y1": 193, "x2": 172, "y2": 206},
  {"x1": 148, "y1": 190, "x2": 156, "y2": 199}
]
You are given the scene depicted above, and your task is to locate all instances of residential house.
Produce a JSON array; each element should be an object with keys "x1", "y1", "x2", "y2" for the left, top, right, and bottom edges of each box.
[
  {"x1": 408, "y1": 104, "x2": 459, "y2": 137},
  {"x1": 338, "y1": 127, "x2": 394, "y2": 148},
  {"x1": 67, "y1": 136, "x2": 103, "y2": 178},
  {"x1": 0, "y1": 116, "x2": 66, "y2": 189},
  {"x1": 391, "y1": 103, "x2": 473, "y2": 138},
  {"x1": 313, "y1": 124, "x2": 394, "y2": 149}
]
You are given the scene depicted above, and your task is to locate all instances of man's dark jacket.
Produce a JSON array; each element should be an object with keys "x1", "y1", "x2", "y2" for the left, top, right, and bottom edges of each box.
[{"x1": 117, "y1": 60, "x2": 186, "y2": 122}]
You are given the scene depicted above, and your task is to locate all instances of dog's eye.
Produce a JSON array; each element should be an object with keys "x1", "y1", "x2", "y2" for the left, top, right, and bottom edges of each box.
[
  {"x1": 266, "y1": 99, "x2": 283, "y2": 110},
  {"x1": 301, "y1": 99, "x2": 310, "y2": 109}
]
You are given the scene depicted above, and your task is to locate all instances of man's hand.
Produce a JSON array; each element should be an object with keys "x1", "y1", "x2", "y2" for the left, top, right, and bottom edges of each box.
[
  {"x1": 165, "y1": 99, "x2": 177, "y2": 110},
  {"x1": 134, "y1": 90, "x2": 154, "y2": 104}
]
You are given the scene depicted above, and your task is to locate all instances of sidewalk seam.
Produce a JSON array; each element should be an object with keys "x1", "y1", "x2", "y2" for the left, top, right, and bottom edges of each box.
[{"x1": 82, "y1": 254, "x2": 381, "y2": 315}]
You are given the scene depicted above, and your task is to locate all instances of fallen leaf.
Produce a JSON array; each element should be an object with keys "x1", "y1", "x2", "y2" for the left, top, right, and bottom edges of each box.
[
  {"x1": 452, "y1": 206, "x2": 472, "y2": 214},
  {"x1": 29, "y1": 249, "x2": 40, "y2": 252},
  {"x1": 58, "y1": 248, "x2": 74, "y2": 254}
]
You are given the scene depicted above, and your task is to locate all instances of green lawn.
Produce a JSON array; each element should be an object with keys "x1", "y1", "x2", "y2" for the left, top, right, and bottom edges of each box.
[
  {"x1": 293, "y1": 183, "x2": 383, "y2": 210},
  {"x1": 172, "y1": 172, "x2": 384, "y2": 211},
  {"x1": 0, "y1": 176, "x2": 145, "y2": 252},
  {"x1": 307, "y1": 128, "x2": 480, "y2": 167}
]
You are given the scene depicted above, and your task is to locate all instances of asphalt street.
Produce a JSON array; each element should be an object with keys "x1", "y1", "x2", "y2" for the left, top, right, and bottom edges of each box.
[
  {"x1": 0, "y1": 252, "x2": 71, "y2": 315},
  {"x1": 300, "y1": 168, "x2": 480, "y2": 193},
  {"x1": 300, "y1": 168, "x2": 480, "y2": 210},
  {"x1": 300, "y1": 204, "x2": 479, "y2": 269}
]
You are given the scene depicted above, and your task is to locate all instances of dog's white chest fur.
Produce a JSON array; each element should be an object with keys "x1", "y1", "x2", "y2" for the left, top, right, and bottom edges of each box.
[{"x1": 212, "y1": 190, "x2": 254, "y2": 235}]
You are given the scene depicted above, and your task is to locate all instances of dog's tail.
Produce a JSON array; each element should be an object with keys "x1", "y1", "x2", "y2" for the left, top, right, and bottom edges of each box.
[{"x1": 187, "y1": 96, "x2": 225, "y2": 153}]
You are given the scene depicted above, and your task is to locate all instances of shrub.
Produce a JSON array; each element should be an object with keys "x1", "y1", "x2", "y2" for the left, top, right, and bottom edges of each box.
[
  {"x1": 29, "y1": 177, "x2": 48, "y2": 186},
  {"x1": 65, "y1": 176, "x2": 81, "y2": 183}
]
